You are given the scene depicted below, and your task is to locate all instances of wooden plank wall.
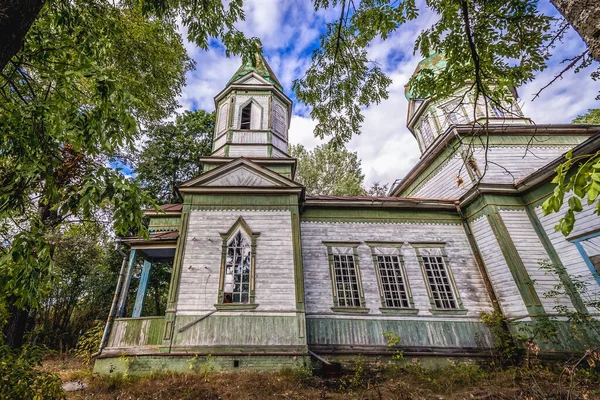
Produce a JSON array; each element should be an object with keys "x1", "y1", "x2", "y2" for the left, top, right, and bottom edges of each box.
[
  {"x1": 469, "y1": 215, "x2": 529, "y2": 318},
  {"x1": 178, "y1": 210, "x2": 297, "y2": 312},
  {"x1": 300, "y1": 221, "x2": 493, "y2": 317},
  {"x1": 535, "y1": 200, "x2": 600, "y2": 301},
  {"x1": 500, "y1": 210, "x2": 574, "y2": 312}
]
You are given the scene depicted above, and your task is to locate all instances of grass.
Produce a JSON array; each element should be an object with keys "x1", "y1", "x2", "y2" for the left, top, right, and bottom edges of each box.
[{"x1": 43, "y1": 356, "x2": 600, "y2": 399}]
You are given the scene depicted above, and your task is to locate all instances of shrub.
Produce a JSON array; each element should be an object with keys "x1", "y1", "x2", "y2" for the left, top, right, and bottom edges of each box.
[{"x1": 75, "y1": 320, "x2": 104, "y2": 365}]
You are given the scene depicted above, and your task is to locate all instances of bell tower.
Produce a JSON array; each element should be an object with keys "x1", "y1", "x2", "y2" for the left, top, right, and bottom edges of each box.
[{"x1": 210, "y1": 53, "x2": 292, "y2": 159}]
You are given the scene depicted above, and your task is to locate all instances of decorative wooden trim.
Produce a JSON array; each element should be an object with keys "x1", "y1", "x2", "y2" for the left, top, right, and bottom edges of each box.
[
  {"x1": 368, "y1": 245, "x2": 415, "y2": 310},
  {"x1": 214, "y1": 303, "x2": 259, "y2": 311},
  {"x1": 413, "y1": 245, "x2": 466, "y2": 312},
  {"x1": 429, "y1": 309, "x2": 469, "y2": 316},
  {"x1": 330, "y1": 307, "x2": 369, "y2": 314},
  {"x1": 291, "y1": 210, "x2": 305, "y2": 310},
  {"x1": 379, "y1": 308, "x2": 419, "y2": 315},
  {"x1": 217, "y1": 217, "x2": 260, "y2": 305},
  {"x1": 524, "y1": 205, "x2": 588, "y2": 313},
  {"x1": 322, "y1": 241, "x2": 361, "y2": 247},
  {"x1": 324, "y1": 244, "x2": 367, "y2": 309},
  {"x1": 485, "y1": 209, "x2": 545, "y2": 314}
]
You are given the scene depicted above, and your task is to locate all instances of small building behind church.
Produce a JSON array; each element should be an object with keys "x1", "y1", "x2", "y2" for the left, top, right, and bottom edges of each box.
[{"x1": 94, "y1": 53, "x2": 600, "y2": 375}]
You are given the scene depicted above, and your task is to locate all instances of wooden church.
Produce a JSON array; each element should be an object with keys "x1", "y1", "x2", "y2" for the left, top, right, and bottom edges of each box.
[{"x1": 94, "y1": 53, "x2": 600, "y2": 374}]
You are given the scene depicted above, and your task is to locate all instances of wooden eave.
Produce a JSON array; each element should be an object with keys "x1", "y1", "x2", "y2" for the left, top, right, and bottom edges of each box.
[
  {"x1": 303, "y1": 196, "x2": 457, "y2": 210},
  {"x1": 390, "y1": 124, "x2": 600, "y2": 197},
  {"x1": 122, "y1": 231, "x2": 179, "y2": 249},
  {"x1": 457, "y1": 131, "x2": 600, "y2": 207},
  {"x1": 179, "y1": 158, "x2": 302, "y2": 190}
]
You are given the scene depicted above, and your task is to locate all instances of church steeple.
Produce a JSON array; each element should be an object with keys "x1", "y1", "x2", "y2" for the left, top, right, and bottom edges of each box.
[
  {"x1": 404, "y1": 53, "x2": 531, "y2": 155},
  {"x1": 210, "y1": 53, "x2": 292, "y2": 158}
]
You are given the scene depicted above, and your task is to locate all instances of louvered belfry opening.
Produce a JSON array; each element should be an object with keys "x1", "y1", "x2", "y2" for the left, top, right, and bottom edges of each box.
[{"x1": 240, "y1": 103, "x2": 252, "y2": 129}]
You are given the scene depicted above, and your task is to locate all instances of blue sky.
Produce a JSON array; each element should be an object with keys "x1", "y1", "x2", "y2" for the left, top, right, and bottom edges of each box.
[{"x1": 175, "y1": 0, "x2": 600, "y2": 187}]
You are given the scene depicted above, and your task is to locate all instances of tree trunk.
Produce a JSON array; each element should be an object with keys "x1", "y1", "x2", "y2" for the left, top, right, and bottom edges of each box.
[
  {"x1": 2, "y1": 298, "x2": 30, "y2": 348},
  {"x1": 0, "y1": 0, "x2": 46, "y2": 72},
  {"x1": 551, "y1": 0, "x2": 600, "y2": 62}
]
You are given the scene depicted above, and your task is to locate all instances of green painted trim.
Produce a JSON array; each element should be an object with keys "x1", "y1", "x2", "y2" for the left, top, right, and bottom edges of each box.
[
  {"x1": 414, "y1": 246, "x2": 465, "y2": 311},
  {"x1": 217, "y1": 217, "x2": 260, "y2": 305},
  {"x1": 379, "y1": 308, "x2": 419, "y2": 315},
  {"x1": 325, "y1": 245, "x2": 367, "y2": 308},
  {"x1": 365, "y1": 241, "x2": 404, "y2": 247},
  {"x1": 214, "y1": 303, "x2": 259, "y2": 310},
  {"x1": 322, "y1": 241, "x2": 361, "y2": 247},
  {"x1": 166, "y1": 212, "x2": 189, "y2": 307},
  {"x1": 330, "y1": 307, "x2": 370, "y2": 313},
  {"x1": 429, "y1": 309, "x2": 469, "y2": 316},
  {"x1": 524, "y1": 205, "x2": 588, "y2": 314},
  {"x1": 410, "y1": 242, "x2": 446, "y2": 248},
  {"x1": 485, "y1": 209, "x2": 545, "y2": 314},
  {"x1": 301, "y1": 207, "x2": 461, "y2": 224},
  {"x1": 291, "y1": 210, "x2": 305, "y2": 310}
]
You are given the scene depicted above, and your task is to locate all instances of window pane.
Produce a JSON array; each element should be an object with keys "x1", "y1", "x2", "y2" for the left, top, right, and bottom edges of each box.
[
  {"x1": 333, "y1": 253, "x2": 361, "y2": 307},
  {"x1": 223, "y1": 231, "x2": 251, "y2": 303},
  {"x1": 421, "y1": 255, "x2": 458, "y2": 309},
  {"x1": 376, "y1": 254, "x2": 410, "y2": 308}
]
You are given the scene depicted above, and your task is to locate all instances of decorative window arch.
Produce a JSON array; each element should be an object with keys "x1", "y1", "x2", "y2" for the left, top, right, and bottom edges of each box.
[
  {"x1": 238, "y1": 98, "x2": 263, "y2": 130},
  {"x1": 217, "y1": 217, "x2": 260, "y2": 308}
]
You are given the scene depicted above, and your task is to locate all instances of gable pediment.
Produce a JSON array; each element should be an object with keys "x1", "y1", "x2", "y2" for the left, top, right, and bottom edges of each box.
[
  {"x1": 232, "y1": 72, "x2": 273, "y2": 87},
  {"x1": 205, "y1": 166, "x2": 281, "y2": 187},
  {"x1": 179, "y1": 158, "x2": 301, "y2": 190}
]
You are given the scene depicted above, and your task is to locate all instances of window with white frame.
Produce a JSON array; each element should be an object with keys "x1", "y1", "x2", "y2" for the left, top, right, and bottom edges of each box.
[
  {"x1": 332, "y1": 253, "x2": 362, "y2": 307},
  {"x1": 415, "y1": 247, "x2": 460, "y2": 310},
  {"x1": 420, "y1": 118, "x2": 434, "y2": 146},
  {"x1": 442, "y1": 101, "x2": 467, "y2": 125},
  {"x1": 375, "y1": 254, "x2": 410, "y2": 308},
  {"x1": 240, "y1": 103, "x2": 252, "y2": 129},
  {"x1": 223, "y1": 231, "x2": 251, "y2": 303}
]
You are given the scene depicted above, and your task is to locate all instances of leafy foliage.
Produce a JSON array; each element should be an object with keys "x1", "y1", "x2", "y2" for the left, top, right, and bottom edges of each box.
[
  {"x1": 134, "y1": 110, "x2": 215, "y2": 204},
  {"x1": 573, "y1": 109, "x2": 600, "y2": 124},
  {"x1": 542, "y1": 149, "x2": 600, "y2": 236},
  {"x1": 0, "y1": 335, "x2": 64, "y2": 399},
  {"x1": 75, "y1": 321, "x2": 104, "y2": 365},
  {"x1": 367, "y1": 182, "x2": 390, "y2": 196},
  {"x1": 0, "y1": 0, "x2": 191, "y2": 334},
  {"x1": 290, "y1": 143, "x2": 366, "y2": 196}
]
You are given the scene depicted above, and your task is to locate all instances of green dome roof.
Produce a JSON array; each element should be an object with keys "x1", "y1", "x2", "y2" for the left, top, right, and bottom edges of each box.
[
  {"x1": 227, "y1": 52, "x2": 283, "y2": 91},
  {"x1": 404, "y1": 53, "x2": 446, "y2": 100}
]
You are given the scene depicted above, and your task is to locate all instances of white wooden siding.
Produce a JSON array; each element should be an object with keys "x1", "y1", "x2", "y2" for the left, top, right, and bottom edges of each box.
[
  {"x1": 535, "y1": 201, "x2": 600, "y2": 302},
  {"x1": 300, "y1": 221, "x2": 493, "y2": 317},
  {"x1": 470, "y1": 216, "x2": 529, "y2": 317},
  {"x1": 499, "y1": 210, "x2": 574, "y2": 312},
  {"x1": 228, "y1": 145, "x2": 268, "y2": 157},
  {"x1": 213, "y1": 133, "x2": 227, "y2": 150},
  {"x1": 178, "y1": 210, "x2": 297, "y2": 312},
  {"x1": 272, "y1": 99, "x2": 288, "y2": 138},
  {"x1": 473, "y1": 145, "x2": 572, "y2": 184},
  {"x1": 231, "y1": 131, "x2": 268, "y2": 144},
  {"x1": 414, "y1": 154, "x2": 470, "y2": 199},
  {"x1": 272, "y1": 134, "x2": 287, "y2": 153}
]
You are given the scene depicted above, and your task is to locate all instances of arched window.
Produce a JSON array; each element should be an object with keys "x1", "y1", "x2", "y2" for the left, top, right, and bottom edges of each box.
[
  {"x1": 218, "y1": 217, "x2": 260, "y2": 308},
  {"x1": 223, "y1": 231, "x2": 251, "y2": 303},
  {"x1": 240, "y1": 103, "x2": 252, "y2": 129}
]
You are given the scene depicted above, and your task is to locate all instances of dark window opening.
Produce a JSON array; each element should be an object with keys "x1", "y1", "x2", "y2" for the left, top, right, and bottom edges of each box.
[
  {"x1": 233, "y1": 360, "x2": 240, "y2": 368},
  {"x1": 241, "y1": 103, "x2": 252, "y2": 129}
]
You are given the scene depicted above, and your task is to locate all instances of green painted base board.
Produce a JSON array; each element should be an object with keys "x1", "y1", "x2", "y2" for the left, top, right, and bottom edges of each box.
[{"x1": 93, "y1": 355, "x2": 310, "y2": 376}]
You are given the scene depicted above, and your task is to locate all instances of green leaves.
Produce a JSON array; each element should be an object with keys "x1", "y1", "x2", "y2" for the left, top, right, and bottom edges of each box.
[
  {"x1": 542, "y1": 149, "x2": 600, "y2": 236},
  {"x1": 294, "y1": 1, "x2": 416, "y2": 144},
  {"x1": 134, "y1": 109, "x2": 215, "y2": 204},
  {"x1": 290, "y1": 142, "x2": 366, "y2": 196}
]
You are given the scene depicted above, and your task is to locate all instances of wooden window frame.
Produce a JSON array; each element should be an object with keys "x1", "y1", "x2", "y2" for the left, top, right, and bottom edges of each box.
[
  {"x1": 323, "y1": 242, "x2": 368, "y2": 313},
  {"x1": 216, "y1": 217, "x2": 260, "y2": 310},
  {"x1": 366, "y1": 242, "x2": 418, "y2": 315},
  {"x1": 411, "y1": 243, "x2": 467, "y2": 315}
]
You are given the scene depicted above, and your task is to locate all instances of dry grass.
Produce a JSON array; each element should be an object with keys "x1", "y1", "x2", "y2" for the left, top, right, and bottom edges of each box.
[{"x1": 43, "y1": 358, "x2": 600, "y2": 400}]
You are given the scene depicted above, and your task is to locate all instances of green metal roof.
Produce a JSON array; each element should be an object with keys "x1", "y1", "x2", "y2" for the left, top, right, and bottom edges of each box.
[
  {"x1": 404, "y1": 53, "x2": 446, "y2": 100},
  {"x1": 227, "y1": 52, "x2": 283, "y2": 91}
]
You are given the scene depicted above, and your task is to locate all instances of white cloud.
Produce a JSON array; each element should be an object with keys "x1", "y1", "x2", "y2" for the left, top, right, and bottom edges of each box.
[{"x1": 177, "y1": 1, "x2": 600, "y2": 190}]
